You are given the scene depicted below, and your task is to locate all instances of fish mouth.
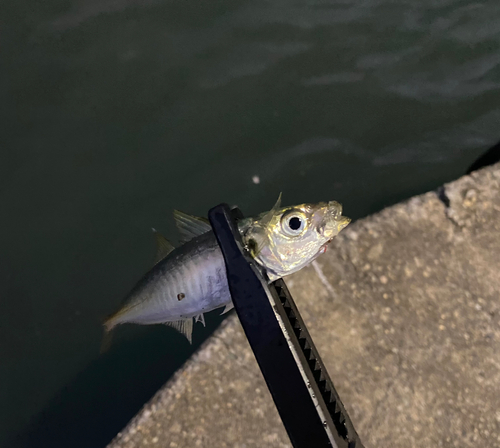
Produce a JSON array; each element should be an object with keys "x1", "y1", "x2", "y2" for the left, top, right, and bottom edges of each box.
[
  {"x1": 318, "y1": 238, "x2": 333, "y2": 254},
  {"x1": 321, "y1": 201, "x2": 350, "y2": 235},
  {"x1": 336, "y1": 216, "x2": 350, "y2": 231},
  {"x1": 321, "y1": 215, "x2": 350, "y2": 240},
  {"x1": 315, "y1": 202, "x2": 350, "y2": 251}
]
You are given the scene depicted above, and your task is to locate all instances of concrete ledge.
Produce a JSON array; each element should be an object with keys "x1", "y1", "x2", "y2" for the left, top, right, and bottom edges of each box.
[{"x1": 108, "y1": 163, "x2": 500, "y2": 448}]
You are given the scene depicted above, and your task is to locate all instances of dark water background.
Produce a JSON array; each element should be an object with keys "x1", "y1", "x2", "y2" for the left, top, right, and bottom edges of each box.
[{"x1": 2, "y1": 0, "x2": 500, "y2": 446}]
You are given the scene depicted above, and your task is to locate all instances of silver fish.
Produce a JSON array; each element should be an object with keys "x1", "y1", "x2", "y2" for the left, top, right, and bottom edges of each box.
[{"x1": 104, "y1": 195, "x2": 350, "y2": 343}]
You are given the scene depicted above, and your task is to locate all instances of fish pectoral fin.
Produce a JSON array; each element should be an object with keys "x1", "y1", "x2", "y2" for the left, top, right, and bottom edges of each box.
[
  {"x1": 195, "y1": 313, "x2": 206, "y2": 327},
  {"x1": 220, "y1": 302, "x2": 234, "y2": 315},
  {"x1": 152, "y1": 228, "x2": 175, "y2": 264},
  {"x1": 246, "y1": 227, "x2": 269, "y2": 258},
  {"x1": 173, "y1": 210, "x2": 212, "y2": 243},
  {"x1": 164, "y1": 318, "x2": 194, "y2": 344}
]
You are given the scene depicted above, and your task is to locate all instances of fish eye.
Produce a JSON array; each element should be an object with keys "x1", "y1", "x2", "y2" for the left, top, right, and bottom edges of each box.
[
  {"x1": 289, "y1": 217, "x2": 301, "y2": 230},
  {"x1": 281, "y1": 212, "x2": 306, "y2": 236}
]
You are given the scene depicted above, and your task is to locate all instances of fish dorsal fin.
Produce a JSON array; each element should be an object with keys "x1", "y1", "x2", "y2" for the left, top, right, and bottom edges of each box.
[
  {"x1": 260, "y1": 192, "x2": 282, "y2": 227},
  {"x1": 220, "y1": 302, "x2": 234, "y2": 315},
  {"x1": 195, "y1": 313, "x2": 205, "y2": 327},
  {"x1": 173, "y1": 210, "x2": 211, "y2": 243},
  {"x1": 164, "y1": 318, "x2": 193, "y2": 344},
  {"x1": 244, "y1": 193, "x2": 281, "y2": 258},
  {"x1": 152, "y1": 228, "x2": 175, "y2": 264}
]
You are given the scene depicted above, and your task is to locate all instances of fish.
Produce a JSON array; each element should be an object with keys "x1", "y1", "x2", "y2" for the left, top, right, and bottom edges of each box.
[{"x1": 103, "y1": 195, "x2": 350, "y2": 343}]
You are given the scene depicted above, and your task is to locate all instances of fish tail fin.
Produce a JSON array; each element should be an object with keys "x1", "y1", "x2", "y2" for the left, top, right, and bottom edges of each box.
[
  {"x1": 99, "y1": 328, "x2": 114, "y2": 354},
  {"x1": 100, "y1": 315, "x2": 118, "y2": 354}
]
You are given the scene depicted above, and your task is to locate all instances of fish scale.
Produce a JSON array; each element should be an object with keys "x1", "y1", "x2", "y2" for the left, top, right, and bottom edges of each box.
[
  {"x1": 161, "y1": 233, "x2": 229, "y2": 318},
  {"x1": 105, "y1": 232, "x2": 231, "y2": 329}
]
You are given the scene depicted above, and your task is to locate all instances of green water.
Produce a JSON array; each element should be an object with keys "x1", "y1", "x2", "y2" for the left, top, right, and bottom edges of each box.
[{"x1": 2, "y1": 0, "x2": 500, "y2": 446}]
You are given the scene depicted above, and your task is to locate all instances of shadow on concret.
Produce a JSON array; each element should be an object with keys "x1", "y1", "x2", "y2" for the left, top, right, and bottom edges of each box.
[
  {"x1": 7, "y1": 317, "x2": 222, "y2": 448},
  {"x1": 467, "y1": 140, "x2": 500, "y2": 174}
]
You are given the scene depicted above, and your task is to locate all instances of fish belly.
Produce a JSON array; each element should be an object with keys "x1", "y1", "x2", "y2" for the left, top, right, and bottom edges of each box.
[{"x1": 112, "y1": 232, "x2": 231, "y2": 327}]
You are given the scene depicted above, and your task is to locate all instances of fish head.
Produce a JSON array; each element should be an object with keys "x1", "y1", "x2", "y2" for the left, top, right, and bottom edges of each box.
[{"x1": 243, "y1": 197, "x2": 350, "y2": 281}]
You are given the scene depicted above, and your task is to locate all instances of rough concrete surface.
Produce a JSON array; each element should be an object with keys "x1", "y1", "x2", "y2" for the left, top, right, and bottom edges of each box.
[{"x1": 108, "y1": 164, "x2": 500, "y2": 448}]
